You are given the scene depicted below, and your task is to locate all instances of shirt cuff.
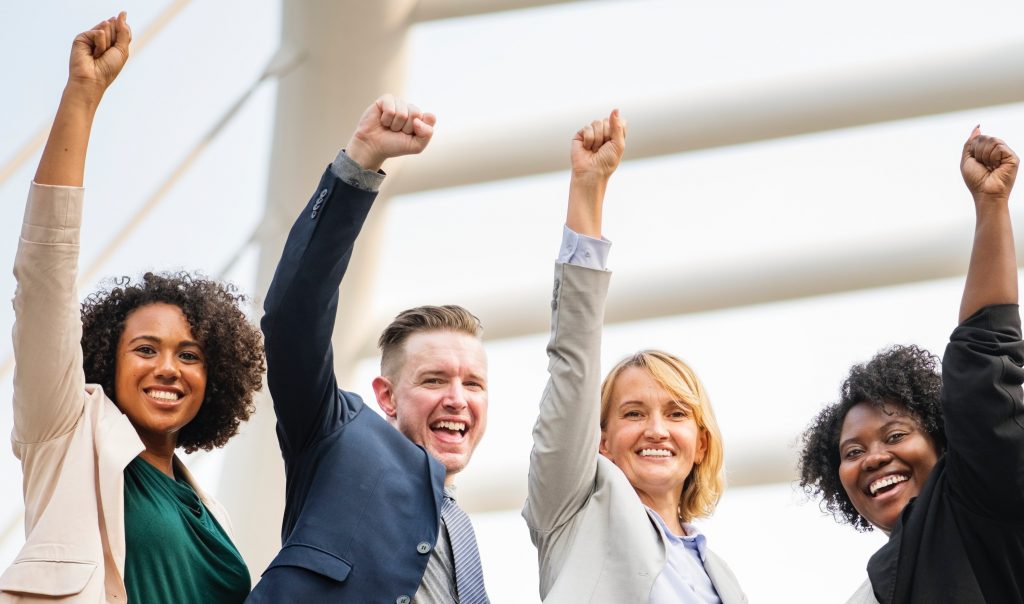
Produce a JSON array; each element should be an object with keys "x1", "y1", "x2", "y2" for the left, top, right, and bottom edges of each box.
[
  {"x1": 330, "y1": 149, "x2": 386, "y2": 192},
  {"x1": 558, "y1": 224, "x2": 611, "y2": 270}
]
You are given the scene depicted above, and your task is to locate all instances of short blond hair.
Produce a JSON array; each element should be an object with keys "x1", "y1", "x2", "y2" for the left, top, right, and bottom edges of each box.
[
  {"x1": 378, "y1": 305, "x2": 482, "y2": 379},
  {"x1": 600, "y1": 350, "x2": 725, "y2": 522}
]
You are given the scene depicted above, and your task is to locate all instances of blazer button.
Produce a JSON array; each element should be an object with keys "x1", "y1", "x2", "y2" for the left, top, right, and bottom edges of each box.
[
  {"x1": 396, "y1": 597, "x2": 411, "y2": 604},
  {"x1": 317, "y1": 189, "x2": 328, "y2": 201},
  {"x1": 416, "y1": 542, "x2": 431, "y2": 554}
]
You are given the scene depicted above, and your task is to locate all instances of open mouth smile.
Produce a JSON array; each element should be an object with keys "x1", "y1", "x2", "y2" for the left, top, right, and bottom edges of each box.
[
  {"x1": 868, "y1": 473, "x2": 909, "y2": 497},
  {"x1": 430, "y1": 420, "x2": 468, "y2": 441},
  {"x1": 638, "y1": 448, "x2": 674, "y2": 458}
]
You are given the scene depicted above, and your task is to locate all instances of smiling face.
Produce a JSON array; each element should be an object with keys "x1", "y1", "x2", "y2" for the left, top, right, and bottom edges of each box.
[
  {"x1": 373, "y1": 330, "x2": 488, "y2": 482},
  {"x1": 114, "y1": 303, "x2": 207, "y2": 451},
  {"x1": 838, "y1": 401, "x2": 940, "y2": 533},
  {"x1": 600, "y1": 366, "x2": 707, "y2": 504}
]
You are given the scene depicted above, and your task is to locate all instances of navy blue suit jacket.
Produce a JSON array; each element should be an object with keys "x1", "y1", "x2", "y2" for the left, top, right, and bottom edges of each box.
[{"x1": 246, "y1": 167, "x2": 446, "y2": 603}]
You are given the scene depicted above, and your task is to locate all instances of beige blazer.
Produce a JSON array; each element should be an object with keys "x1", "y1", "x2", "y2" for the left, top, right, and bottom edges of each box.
[
  {"x1": 0, "y1": 183, "x2": 234, "y2": 602},
  {"x1": 523, "y1": 263, "x2": 747, "y2": 604}
]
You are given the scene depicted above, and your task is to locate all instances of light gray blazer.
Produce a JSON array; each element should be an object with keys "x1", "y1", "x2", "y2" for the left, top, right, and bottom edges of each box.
[{"x1": 522, "y1": 263, "x2": 746, "y2": 604}]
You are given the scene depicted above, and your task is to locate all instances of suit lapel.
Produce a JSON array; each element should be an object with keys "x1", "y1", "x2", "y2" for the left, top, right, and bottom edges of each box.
[{"x1": 704, "y1": 550, "x2": 747, "y2": 604}]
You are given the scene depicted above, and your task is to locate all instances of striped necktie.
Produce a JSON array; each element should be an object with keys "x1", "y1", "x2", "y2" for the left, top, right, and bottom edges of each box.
[{"x1": 441, "y1": 495, "x2": 490, "y2": 604}]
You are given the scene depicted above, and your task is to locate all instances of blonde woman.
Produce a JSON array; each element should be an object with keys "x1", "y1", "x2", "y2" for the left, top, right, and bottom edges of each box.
[{"x1": 523, "y1": 111, "x2": 746, "y2": 603}]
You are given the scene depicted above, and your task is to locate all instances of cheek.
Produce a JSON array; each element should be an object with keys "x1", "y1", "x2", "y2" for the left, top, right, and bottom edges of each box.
[{"x1": 837, "y1": 462, "x2": 860, "y2": 498}]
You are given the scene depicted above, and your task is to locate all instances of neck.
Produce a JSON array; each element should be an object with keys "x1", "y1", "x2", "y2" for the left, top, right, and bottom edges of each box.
[
  {"x1": 137, "y1": 433, "x2": 178, "y2": 478},
  {"x1": 637, "y1": 489, "x2": 685, "y2": 536}
]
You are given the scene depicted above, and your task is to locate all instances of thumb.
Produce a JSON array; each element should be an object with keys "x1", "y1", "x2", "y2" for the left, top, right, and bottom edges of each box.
[
  {"x1": 412, "y1": 116, "x2": 434, "y2": 142},
  {"x1": 610, "y1": 108, "x2": 627, "y2": 149},
  {"x1": 113, "y1": 12, "x2": 132, "y2": 57},
  {"x1": 962, "y1": 124, "x2": 981, "y2": 164}
]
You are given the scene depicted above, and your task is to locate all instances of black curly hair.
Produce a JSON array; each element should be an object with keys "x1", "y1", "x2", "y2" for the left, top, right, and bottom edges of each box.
[
  {"x1": 798, "y1": 344, "x2": 945, "y2": 531},
  {"x1": 81, "y1": 271, "x2": 265, "y2": 453}
]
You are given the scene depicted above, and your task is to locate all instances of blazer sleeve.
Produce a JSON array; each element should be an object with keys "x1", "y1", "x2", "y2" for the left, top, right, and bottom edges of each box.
[
  {"x1": 11, "y1": 183, "x2": 88, "y2": 447},
  {"x1": 941, "y1": 303, "x2": 1024, "y2": 517},
  {"x1": 524, "y1": 262, "x2": 611, "y2": 532},
  {"x1": 261, "y1": 166, "x2": 378, "y2": 455}
]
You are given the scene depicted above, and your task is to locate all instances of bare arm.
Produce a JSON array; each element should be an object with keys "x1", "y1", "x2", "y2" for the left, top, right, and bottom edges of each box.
[
  {"x1": 959, "y1": 126, "x2": 1019, "y2": 322},
  {"x1": 566, "y1": 109, "x2": 627, "y2": 238},
  {"x1": 35, "y1": 12, "x2": 130, "y2": 186}
]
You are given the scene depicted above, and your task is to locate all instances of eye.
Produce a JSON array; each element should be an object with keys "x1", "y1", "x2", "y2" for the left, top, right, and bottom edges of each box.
[
  {"x1": 886, "y1": 431, "x2": 907, "y2": 444},
  {"x1": 624, "y1": 410, "x2": 643, "y2": 419},
  {"x1": 179, "y1": 350, "x2": 203, "y2": 363},
  {"x1": 134, "y1": 345, "x2": 156, "y2": 356},
  {"x1": 464, "y1": 380, "x2": 484, "y2": 391},
  {"x1": 668, "y1": 409, "x2": 689, "y2": 420},
  {"x1": 843, "y1": 447, "x2": 864, "y2": 460},
  {"x1": 423, "y1": 377, "x2": 444, "y2": 385}
]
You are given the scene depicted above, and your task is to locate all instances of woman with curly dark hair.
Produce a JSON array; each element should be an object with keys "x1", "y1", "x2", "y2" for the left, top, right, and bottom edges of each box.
[
  {"x1": 0, "y1": 14, "x2": 263, "y2": 604},
  {"x1": 798, "y1": 128, "x2": 1024, "y2": 604}
]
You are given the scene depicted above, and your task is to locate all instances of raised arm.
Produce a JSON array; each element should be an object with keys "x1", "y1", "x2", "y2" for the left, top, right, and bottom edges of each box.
[
  {"x1": 261, "y1": 96, "x2": 435, "y2": 454},
  {"x1": 12, "y1": 14, "x2": 131, "y2": 445},
  {"x1": 36, "y1": 13, "x2": 130, "y2": 186},
  {"x1": 526, "y1": 111, "x2": 626, "y2": 532},
  {"x1": 959, "y1": 127, "x2": 1019, "y2": 321},
  {"x1": 943, "y1": 129, "x2": 1024, "y2": 516}
]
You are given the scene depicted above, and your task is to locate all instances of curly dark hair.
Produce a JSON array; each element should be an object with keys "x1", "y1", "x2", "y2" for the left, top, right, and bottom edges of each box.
[
  {"x1": 81, "y1": 271, "x2": 265, "y2": 453},
  {"x1": 797, "y1": 344, "x2": 945, "y2": 531}
]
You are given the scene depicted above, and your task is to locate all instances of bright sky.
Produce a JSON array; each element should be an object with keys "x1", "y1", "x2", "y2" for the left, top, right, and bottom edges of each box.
[{"x1": 2, "y1": 1, "x2": 1024, "y2": 602}]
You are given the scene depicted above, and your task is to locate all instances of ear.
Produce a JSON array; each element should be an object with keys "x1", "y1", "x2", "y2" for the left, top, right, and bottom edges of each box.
[
  {"x1": 599, "y1": 430, "x2": 612, "y2": 460},
  {"x1": 695, "y1": 427, "x2": 709, "y2": 464},
  {"x1": 372, "y1": 376, "x2": 398, "y2": 419}
]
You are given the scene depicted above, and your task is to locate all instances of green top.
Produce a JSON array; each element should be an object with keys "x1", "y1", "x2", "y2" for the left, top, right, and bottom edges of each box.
[{"x1": 123, "y1": 457, "x2": 250, "y2": 603}]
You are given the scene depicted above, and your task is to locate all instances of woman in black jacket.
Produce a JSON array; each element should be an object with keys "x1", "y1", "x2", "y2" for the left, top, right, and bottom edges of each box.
[{"x1": 798, "y1": 128, "x2": 1023, "y2": 604}]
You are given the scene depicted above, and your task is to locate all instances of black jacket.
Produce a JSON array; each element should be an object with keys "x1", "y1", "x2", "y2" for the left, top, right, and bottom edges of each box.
[{"x1": 868, "y1": 304, "x2": 1024, "y2": 603}]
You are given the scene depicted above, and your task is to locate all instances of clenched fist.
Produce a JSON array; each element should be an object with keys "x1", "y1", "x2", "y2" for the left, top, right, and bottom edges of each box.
[{"x1": 346, "y1": 94, "x2": 436, "y2": 172}]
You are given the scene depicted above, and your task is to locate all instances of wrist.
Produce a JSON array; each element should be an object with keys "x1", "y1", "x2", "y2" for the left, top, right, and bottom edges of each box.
[
  {"x1": 973, "y1": 192, "x2": 1011, "y2": 210},
  {"x1": 62, "y1": 80, "x2": 105, "y2": 111},
  {"x1": 345, "y1": 137, "x2": 384, "y2": 172}
]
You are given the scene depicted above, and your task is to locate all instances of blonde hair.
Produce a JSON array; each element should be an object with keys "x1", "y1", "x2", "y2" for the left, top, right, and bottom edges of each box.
[{"x1": 600, "y1": 350, "x2": 725, "y2": 522}]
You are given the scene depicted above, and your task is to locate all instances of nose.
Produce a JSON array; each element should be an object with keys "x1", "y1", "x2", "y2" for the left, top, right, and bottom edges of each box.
[
  {"x1": 441, "y1": 381, "x2": 468, "y2": 411},
  {"x1": 643, "y1": 414, "x2": 669, "y2": 440},
  {"x1": 154, "y1": 352, "x2": 181, "y2": 380},
  {"x1": 862, "y1": 447, "x2": 893, "y2": 471}
]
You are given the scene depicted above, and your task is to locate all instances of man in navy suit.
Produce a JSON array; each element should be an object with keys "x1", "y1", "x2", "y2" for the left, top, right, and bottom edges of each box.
[{"x1": 247, "y1": 96, "x2": 490, "y2": 603}]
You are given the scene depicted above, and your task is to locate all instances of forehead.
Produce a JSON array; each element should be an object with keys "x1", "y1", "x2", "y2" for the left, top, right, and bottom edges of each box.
[
  {"x1": 400, "y1": 330, "x2": 487, "y2": 375},
  {"x1": 121, "y1": 303, "x2": 194, "y2": 339},
  {"x1": 611, "y1": 366, "x2": 673, "y2": 403},
  {"x1": 840, "y1": 401, "x2": 917, "y2": 439}
]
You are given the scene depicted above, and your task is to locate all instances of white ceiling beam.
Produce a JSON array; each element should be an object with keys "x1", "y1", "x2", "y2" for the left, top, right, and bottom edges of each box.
[
  {"x1": 388, "y1": 41, "x2": 1024, "y2": 196},
  {"x1": 412, "y1": 0, "x2": 587, "y2": 22}
]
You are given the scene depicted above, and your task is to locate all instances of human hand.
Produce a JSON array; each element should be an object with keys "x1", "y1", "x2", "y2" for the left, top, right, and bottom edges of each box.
[
  {"x1": 345, "y1": 94, "x2": 436, "y2": 172},
  {"x1": 68, "y1": 12, "x2": 131, "y2": 100},
  {"x1": 570, "y1": 109, "x2": 627, "y2": 180},
  {"x1": 961, "y1": 126, "x2": 1019, "y2": 203}
]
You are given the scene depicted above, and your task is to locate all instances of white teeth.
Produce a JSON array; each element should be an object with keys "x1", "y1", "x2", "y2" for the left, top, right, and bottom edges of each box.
[
  {"x1": 147, "y1": 390, "x2": 180, "y2": 402},
  {"x1": 869, "y1": 474, "x2": 908, "y2": 495},
  {"x1": 639, "y1": 449, "x2": 672, "y2": 457},
  {"x1": 432, "y1": 421, "x2": 466, "y2": 432}
]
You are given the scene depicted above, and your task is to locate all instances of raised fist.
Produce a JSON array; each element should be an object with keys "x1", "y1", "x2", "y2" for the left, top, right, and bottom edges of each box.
[
  {"x1": 345, "y1": 94, "x2": 436, "y2": 171},
  {"x1": 69, "y1": 12, "x2": 131, "y2": 96},
  {"x1": 571, "y1": 109, "x2": 627, "y2": 179},
  {"x1": 961, "y1": 126, "x2": 1019, "y2": 202}
]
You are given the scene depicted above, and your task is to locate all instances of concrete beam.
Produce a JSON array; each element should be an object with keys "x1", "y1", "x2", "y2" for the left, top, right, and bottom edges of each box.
[
  {"x1": 388, "y1": 41, "x2": 1024, "y2": 195},
  {"x1": 413, "y1": 0, "x2": 587, "y2": 22}
]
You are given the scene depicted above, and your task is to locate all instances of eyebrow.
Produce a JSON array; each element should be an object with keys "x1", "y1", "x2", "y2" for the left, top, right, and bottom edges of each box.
[{"x1": 127, "y1": 335, "x2": 202, "y2": 349}]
